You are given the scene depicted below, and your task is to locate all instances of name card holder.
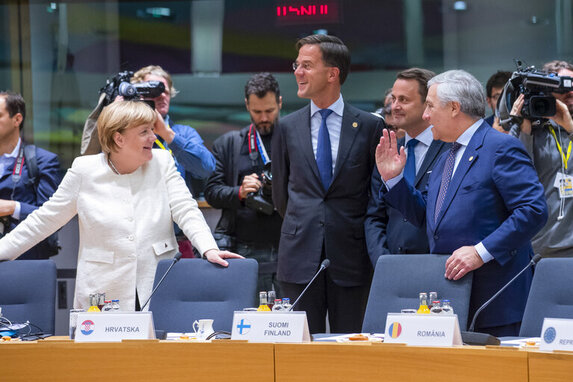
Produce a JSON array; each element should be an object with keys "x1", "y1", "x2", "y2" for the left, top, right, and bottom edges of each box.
[
  {"x1": 231, "y1": 311, "x2": 311, "y2": 343},
  {"x1": 384, "y1": 313, "x2": 462, "y2": 346},
  {"x1": 540, "y1": 318, "x2": 573, "y2": 351},
  {"x1": 75, "y1": 312, "x2": 155, "y2": 342}
]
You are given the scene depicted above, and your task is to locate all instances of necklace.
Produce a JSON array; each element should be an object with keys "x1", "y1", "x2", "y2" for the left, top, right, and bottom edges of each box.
[{"x1": 108, "y1": 156, "x2": 121, "y2": 175}]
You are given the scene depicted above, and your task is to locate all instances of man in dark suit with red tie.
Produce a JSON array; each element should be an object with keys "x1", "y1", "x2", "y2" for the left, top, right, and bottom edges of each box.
[
  {"x1": 272, "y1": 34, "x2": 383, "y2": 333},
  {"x1": 377, "y1": 70, "x2": 547, "y2": 336}
]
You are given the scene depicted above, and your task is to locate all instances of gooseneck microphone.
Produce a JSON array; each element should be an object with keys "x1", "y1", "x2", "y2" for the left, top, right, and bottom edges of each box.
[
  {"x1": 140, "y1": 251, "x2": 182, "y2": 311},
  {"x1": 462, "y1": 254, "x2": 542, "y2": 345},
  {"x1": 287, "y1": 259, "x2": 330, "y2": 312}
]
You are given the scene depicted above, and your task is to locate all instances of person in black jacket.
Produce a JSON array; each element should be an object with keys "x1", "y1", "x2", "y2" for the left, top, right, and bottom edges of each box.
[{"x1": 205, "y1": 73, "x2": 283, "y2": 296}]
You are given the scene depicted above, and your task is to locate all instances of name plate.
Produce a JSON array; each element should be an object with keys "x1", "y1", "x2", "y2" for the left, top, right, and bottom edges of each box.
[
  {"x1": 231, "y1": 311, "x2": 310, "y2": 343},
  {"x1": 540, "y1": 318, "x2": 573, "y2": 351},
  {"x1": 384, "y1": 313, "x2": 462, "y2": 346},
  {"x1": 74, "y1": 312, "x2": 155, "y2": 342}
]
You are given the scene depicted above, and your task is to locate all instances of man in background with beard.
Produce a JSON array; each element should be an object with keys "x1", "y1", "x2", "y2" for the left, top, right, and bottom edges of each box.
[{"x1": 205, "y1": 72, "x2": 283, "y2": 295}]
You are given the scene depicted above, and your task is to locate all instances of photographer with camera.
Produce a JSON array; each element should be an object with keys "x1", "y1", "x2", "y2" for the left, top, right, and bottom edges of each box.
[
  {"x1": 0, "y1": 91, "x2": 62, "y2": 259},
  {"x1": 204, "y1": 73, "x2": 282, "y2": 296},
  {"x1": 131, "y1": 66, "x2": 215, "y2": 184},
  {"x1": 508, "y1": 60, "x2": 573, "y2": 257}
]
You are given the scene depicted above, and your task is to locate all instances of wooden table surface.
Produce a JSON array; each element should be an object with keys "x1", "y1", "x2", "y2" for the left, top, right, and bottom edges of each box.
[
  {"x1": 2, "y1": 337, "x2": 572, "y2": 382},
  {"x1": 275, "y1": 342, "x2": 529, "y2": 382},
  {"x1": 0, "y1": 338, "x2": 274, "y2": 382}
]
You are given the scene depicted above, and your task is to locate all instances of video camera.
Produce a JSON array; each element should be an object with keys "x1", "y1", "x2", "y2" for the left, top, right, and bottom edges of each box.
[
  {"x1": 245, "y1": 163, "x2": 274, "y2": 216},
  {"x1": 99, "y1": 71, "x2": 165, "y2": 105},
  {"x1": 498, "y1": 61, "x2": 573, "y2": 126}
]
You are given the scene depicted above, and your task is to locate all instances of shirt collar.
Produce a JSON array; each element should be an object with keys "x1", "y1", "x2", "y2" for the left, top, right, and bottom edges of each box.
[
  {"x1": 163, "y1": 114, "x2": 171, "y2": 127},
  {"x1": 3, "y1": 138, "x2": 21, "y2": 159},
  {"x1": 310, "y1": 94, "x2": 344, "y2": 117},
  {"x1": 405, "y1": 125, "x2": 434, "y2": 147},
  {"x1": 456, "y1": 119, "x2": 483, "y2": 147}
]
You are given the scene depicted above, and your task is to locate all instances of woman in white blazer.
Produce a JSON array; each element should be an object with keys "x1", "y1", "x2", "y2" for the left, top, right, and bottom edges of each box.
[{"x1": 0, "y1": 100, "x2": 241, "y2": 310}]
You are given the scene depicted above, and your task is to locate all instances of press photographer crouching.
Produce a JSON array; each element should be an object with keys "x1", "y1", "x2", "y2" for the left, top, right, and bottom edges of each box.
[
  {"x1": 205, "y1": 73, "x2": 283, "y2": 297},
  {"x1": 502, "y1": 60, "x2": 573, "y2": 257}
]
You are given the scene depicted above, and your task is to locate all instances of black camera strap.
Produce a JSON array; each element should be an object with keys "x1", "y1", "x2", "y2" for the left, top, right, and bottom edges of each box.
[{"x1": 10, "y1": 144, "x2": 26, "y2": 199}]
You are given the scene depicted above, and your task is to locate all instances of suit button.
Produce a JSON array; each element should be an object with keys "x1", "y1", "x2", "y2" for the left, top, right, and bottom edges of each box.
[
  {"x1": 433, "y1": 235, "x2": 439, "y2": 240},
  {"x1": 403, "y1": 218, "x2": 408, "y2": 222},
  {"x1": 319, "y1": 221, "x2": 324, "y2": 227},
  {"x1": 398, "y1": 247, "x2": 403, "y2": 253}
]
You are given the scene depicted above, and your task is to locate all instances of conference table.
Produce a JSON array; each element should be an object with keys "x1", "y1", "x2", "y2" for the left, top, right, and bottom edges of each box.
[{"x1": 1, "y1": 337, "x2": 571, "y2": 381}]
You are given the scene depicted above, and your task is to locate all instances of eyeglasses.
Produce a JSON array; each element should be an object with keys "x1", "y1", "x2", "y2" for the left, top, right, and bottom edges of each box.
[{"x1": 292, "y1": 62, "x2": 312, "y2": 71}]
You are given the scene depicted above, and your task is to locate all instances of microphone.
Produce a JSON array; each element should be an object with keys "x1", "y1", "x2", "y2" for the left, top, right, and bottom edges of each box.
[
  {"x1": 462, "y1": 254, "x2": 542, "y2": 345},
  {"x1": 287, "y1": 259, "x2": 330, "y2": 312},
  {"x1": 140, "y1": 252, "x2": 182, "y2": 311}
]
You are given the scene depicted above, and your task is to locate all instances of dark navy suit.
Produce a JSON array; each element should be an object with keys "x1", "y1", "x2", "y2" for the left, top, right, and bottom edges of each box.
[
  {"x1": 384, "y1": 122, "x2": 547, "y2": 330},
  {"x1": 365, "y1": 138, "x2": 449, "y2": 265},
  {"x1": 272, "y1": 103, "x2": 382, "y2": 333},
  {"x1": 0, "y1": 145, "x2": 61, "y2": 259}
]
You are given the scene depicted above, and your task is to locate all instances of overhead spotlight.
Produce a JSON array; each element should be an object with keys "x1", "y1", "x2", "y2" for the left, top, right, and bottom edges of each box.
[{"x1": 452, "y1": 1, "x2": 468, "y2": 11}]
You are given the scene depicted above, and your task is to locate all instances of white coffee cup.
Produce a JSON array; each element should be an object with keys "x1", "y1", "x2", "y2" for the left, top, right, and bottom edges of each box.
[{"x1": 192, "y1": 319, "x2": 214, "y2": 340}]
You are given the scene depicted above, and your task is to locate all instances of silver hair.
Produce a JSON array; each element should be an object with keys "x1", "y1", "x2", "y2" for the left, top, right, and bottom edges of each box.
[{"x1": 427, "y1": 70, "x2": 486, "y2": 119}]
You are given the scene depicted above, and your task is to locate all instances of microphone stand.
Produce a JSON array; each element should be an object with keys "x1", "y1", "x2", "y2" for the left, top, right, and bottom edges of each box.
[
  {"x1": 461, "y1": 254, "x2": 542, "y2": 346},
  {"x1": 140, "y1": 252, "x2": 182, "y2": 311},
  {"x1": 287, "y1": 259, "x2": 330, "y2": 312}
]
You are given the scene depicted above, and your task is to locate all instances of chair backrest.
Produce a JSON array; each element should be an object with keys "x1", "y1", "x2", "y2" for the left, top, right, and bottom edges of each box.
[
  {"x1": 149, "y1": 258, "x2": 258, "y2": 333},
  {"x1": 520, "y1": 258, "x2": 573, "y2": 337},
  {"x1": 0, "y1": 260, "x2": 57, "y2": 334},
  {"x1": 362, "y1": 254, "x2": 473, "y2": 333}
]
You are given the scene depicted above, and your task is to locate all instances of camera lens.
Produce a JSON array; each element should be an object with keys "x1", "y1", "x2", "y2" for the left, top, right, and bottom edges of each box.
[
  {"x1": 118, "y1": 82, "x2": 137, "y2": 98},
  {"x1": 529, "y1": 95, "x2": 556, "y2": 118}
]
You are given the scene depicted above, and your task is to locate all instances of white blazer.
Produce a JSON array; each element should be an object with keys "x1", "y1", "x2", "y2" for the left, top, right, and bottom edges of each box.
[{"x1": 0, "y1": 149, "x2": 217, "y2": 310}]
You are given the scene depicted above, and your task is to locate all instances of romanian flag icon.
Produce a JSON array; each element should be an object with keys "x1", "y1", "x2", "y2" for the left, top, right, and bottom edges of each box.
[{"x1": 388, "y1": 322, "x2": 402, "y2": 338}]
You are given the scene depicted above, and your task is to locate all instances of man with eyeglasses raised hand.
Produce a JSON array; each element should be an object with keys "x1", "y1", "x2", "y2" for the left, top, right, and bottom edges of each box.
[{"x1": 272, "y1": 34, "x2": 383, "y2": 334}]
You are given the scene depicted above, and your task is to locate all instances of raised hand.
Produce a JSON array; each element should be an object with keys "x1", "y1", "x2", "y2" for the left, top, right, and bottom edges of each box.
[{"x1": 375, "y1": 129, "x2": 407, "y2": 181}]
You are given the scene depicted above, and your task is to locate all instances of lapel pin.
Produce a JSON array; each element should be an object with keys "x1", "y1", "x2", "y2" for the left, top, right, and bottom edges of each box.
[
  {"x1": 469, "y1": 156, "x2": 474, "y2": 162},
  {"x1": 352, "y1": 122, "x2": 358, "y2": 128}
]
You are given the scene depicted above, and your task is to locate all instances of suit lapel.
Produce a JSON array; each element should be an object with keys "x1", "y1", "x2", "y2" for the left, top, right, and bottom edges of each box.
[
  {"x1": 434, "y1": 123, "x2": 487, "y2": 227},
  {"x1": 294, "y1": 105, "x2": 323, "y2": 185},
  {"x1": 414, "y1": 140, "x2": 444, "y2": 187},
  {"x1": 331, "y1": 105, "x2": 360, "y2": 186}
]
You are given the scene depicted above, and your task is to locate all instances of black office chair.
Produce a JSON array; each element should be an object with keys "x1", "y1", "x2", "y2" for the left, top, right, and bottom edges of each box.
[
  {"x1": 362, "y1": 254, "x2": 473, "y2": 333},
  {"x1": 149, "y1": 258, "x2": 258, "y2": 333},
  {"x1": 0, "y1": 260, "x2": 57, "y2": 335},
  {"x1": 519, "y1": 258, "x2": 573, "y2": 337}
]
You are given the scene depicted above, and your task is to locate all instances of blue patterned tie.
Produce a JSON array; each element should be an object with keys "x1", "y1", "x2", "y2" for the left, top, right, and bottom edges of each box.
[
  {"x1": 434, "y1": 142, "x2": 462, "y2": 223},
  {"x1": 316, "y1": 109, "x2": 334, "y2": 189},
  {"x1": 403, "y1": 138, "x2": 419, "y2": 185}
]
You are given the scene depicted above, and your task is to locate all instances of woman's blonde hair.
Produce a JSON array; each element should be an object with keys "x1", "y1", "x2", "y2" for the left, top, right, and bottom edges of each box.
[{"x1": 97, "y1": 100, "x2": 156, "y2": 154}]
